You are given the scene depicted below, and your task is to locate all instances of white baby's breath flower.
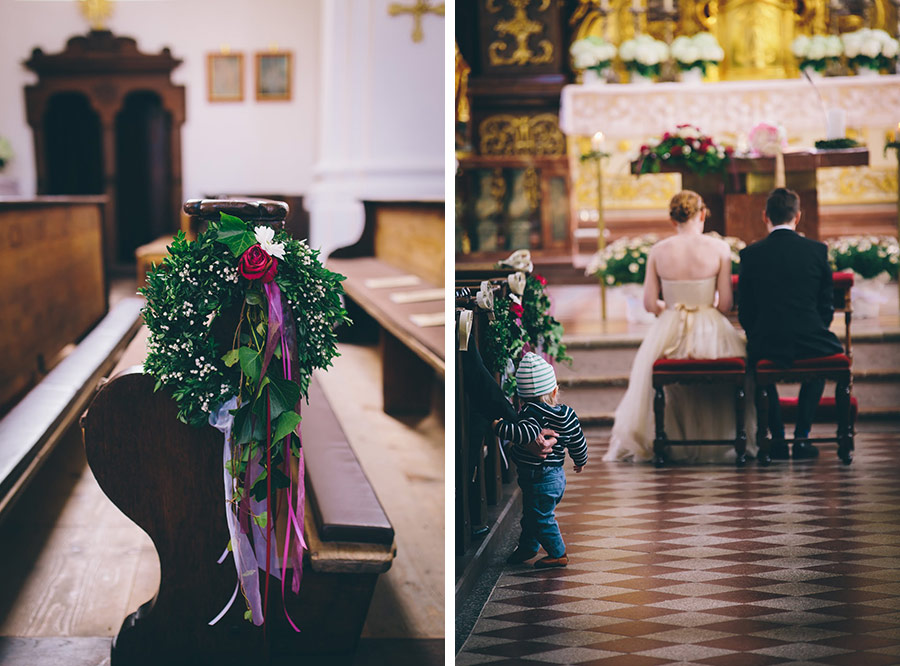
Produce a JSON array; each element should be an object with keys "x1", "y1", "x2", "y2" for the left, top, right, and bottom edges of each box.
[{"x1": 254, "y1": 226, "x2": 286, "y2": 259}]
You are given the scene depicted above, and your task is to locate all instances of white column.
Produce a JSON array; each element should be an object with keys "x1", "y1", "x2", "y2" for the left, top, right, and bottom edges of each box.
[{"x1": 306, "y1": 0, "x2": 444, "y2": 259}]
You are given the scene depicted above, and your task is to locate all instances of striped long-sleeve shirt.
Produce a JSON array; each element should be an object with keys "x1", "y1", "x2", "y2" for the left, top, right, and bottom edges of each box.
[{"x1": 495, "y1": 401, "x2": 588, "y2": 469}]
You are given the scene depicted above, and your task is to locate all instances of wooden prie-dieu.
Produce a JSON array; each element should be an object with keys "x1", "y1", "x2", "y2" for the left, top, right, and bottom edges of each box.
[{"x1": 82, "y1": 200, "x2": 395, "y2": 665}]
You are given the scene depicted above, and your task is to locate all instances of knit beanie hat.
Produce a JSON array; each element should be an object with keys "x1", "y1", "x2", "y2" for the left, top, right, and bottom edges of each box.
[{"x1": 516, "y1": 352, "x2": 557, "y2": 398}]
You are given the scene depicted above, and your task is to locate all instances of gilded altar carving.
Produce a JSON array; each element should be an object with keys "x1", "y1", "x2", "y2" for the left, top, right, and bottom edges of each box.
[
  {"x1": 719, "y1": 0, "x2": 794, "y2": 80},
  {"x1": 818, "y1": 166, "x2": 898, "y2": 205},
  {"x1": 487, "y1": 0, "x2": 554, "y2": 66},
  {"x1": 479, "y1": 113, "x2": 566, "y2": 156}
]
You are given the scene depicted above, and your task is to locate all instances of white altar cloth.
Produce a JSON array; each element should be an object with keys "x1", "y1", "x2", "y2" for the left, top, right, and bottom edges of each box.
[{"x1": 560, "y1": 75, "x2": 900, "y2": 139}]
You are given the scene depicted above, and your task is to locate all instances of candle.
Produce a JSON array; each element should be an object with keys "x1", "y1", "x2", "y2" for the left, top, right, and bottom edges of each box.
[
  {"x1": 592, "y1": 131, "x2": 606, "y2": 152},
  {"x1": 663, "y1": 0, "x2": 674, "y2": 12},
  {"x1": 825, "y1": 108, "x2": 846, "y2": 140},
  {"x1": 600, "y1": 0, "x2": 609, "y2": 11},
  {"x1": 632, "y1": 0, "x2": 641, "y2": 12}
]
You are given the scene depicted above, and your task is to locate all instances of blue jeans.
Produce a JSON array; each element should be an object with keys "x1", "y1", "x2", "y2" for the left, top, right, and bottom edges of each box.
[{"x1": 516, "y1": 465, "x2": 567, "y2": 559}]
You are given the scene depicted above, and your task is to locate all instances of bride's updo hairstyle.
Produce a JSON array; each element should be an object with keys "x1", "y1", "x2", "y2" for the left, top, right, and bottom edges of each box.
[{"x1": 669, "y1": 190, "x2": 704, "y2": 223}]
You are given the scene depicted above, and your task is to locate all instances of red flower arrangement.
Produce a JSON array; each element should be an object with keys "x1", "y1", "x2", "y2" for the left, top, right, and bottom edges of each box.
[{"x1": 636, "y1": 124, "x2": 733, "y2": 176}]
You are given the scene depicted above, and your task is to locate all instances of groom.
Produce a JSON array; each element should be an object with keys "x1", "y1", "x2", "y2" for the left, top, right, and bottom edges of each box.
[{"x1": 738, "y1": 188, "x2": 843, "y2": 460}]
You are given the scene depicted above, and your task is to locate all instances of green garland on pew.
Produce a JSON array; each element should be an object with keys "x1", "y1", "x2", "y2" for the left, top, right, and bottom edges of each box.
[
  {"x1": 483, "y1": 274, "x2": 570, "y2": 398},
  {"x1": 140, "y1": 214, "x2": 349, "y2": 497}
]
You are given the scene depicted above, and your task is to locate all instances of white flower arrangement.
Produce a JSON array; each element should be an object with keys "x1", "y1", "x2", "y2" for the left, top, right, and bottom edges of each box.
[
  {"x1": 570, "y1": 36, "x2": 617, "y2": 74},
  {"x1": 671, "y1": 32, "x2": 724, "y2": 74},
  {"x1": 619, "y1": 34, "x2": 669, "y2": 78},
  {"x1": 0, "y1": 137, "x2": 13, "y2": 171},
  {"x1": 841, "y1": 28, "x2": 899, "y2": 73},
  {"x1": 791, "y1": 34, "x2": 842, "y2": 73}
]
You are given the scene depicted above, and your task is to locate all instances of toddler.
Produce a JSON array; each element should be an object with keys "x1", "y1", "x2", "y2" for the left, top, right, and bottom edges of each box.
[{"x1": 493, "y1": 352, "x2": 587, "y2": 568}]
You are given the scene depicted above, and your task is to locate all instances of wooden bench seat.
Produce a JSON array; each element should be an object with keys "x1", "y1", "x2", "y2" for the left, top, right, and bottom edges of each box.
[
  {"x1": 82, "y1": 361, "x2": 395, "y2": 661},
  {"x1": 0, "y1": 297, "x2": 143, "y2": 523},
  {"x1": 328, "y1": 201, "x2": 444, "y2": 415}
]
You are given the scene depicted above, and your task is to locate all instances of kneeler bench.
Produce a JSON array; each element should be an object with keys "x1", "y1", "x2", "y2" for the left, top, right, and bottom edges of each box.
[
  {"x1": 651, "y1": 357, "x2": 749, "y2": 468},
  {"x1": 82, "y1": 368, "x2": 395, "y2": 665},
  {"x1": 732, "y1": 272, "x2": 855, "y2": 434},
  {"x1": 755, "y1": 353, "x2": 854, "y2": 466}
]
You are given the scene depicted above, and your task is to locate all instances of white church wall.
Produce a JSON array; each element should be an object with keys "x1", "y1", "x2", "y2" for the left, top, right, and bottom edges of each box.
[
  {"x1": 0, "y1": 0, "x2": 321, "y2": 202},
  {"x1": 306, "y1": 0, "x2": 444, "y2": 258}
]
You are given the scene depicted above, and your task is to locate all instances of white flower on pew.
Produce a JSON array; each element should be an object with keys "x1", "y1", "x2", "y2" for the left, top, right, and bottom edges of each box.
[{"x1": 254, "y1": 225, "x2": 286, "y2": 259}]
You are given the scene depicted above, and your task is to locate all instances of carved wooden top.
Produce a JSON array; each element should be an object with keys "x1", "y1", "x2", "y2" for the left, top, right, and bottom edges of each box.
[
  {"x1": 560, "y1": 75, "x2": 900, "y2": 138},
  {"x1": 25, "y1": 30, "x2": 182, "y2": 76},
  {"x1": 183, "y1": 198, "x2": 289, "y2": 224}
]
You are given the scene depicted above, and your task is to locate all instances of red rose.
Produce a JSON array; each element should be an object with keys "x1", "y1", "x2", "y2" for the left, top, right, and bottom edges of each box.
[
  {"x1": 670, "y1": 145, "x2": 683, "y2": 156},
  {"x1": 639, "y1": 144, "x2": 650, "y2": 154},
  {"x1": 724, "y1": 146, "x2": 734, "y2": 156},
  {"x1": 239, "y1": 245, "x2": 278, "y2": 283},
  {"x1": 534, "y1": 274, "x2": 547, "y2": 286},
  {"x1": 510, "y1": 303, "x2": 524, "y2": 318}
]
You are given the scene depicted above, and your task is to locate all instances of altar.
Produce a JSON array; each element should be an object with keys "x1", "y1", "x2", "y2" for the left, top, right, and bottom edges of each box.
[
  {"x1": 632, "y1": 148, "x2": 870, "y2": 242},
  {"x1": 559, "y1": 76, "x2": 900, "y2": 227}
]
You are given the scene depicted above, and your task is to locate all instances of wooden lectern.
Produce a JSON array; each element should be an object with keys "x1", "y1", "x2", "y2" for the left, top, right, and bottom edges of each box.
[{"x1": 633, "y1": 148, "x2": 869, "y2": 243}]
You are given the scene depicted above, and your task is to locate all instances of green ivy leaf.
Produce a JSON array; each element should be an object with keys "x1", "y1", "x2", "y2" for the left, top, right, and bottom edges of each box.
[
  {"x1": 222, "y1": 348, "x2": 240, "y2": 367},
  {"x1": 267, "y1": 376, "x2": 301, "y2": 420},
  {"x1": 238, "y1": 346, "x2": 262, "y2": 383},
  {"x1": 272, "y1": 410, "x2": 301, "y2": 443},
  {"x1": 253, "y1": 511, "x2": 268, "y2": 529},
  {"x1": 214, "y1": 212, "x2": 257, "y2": 257},
  {"x1": 233, "y1": 404, "x2": 263, "y2": 445}
]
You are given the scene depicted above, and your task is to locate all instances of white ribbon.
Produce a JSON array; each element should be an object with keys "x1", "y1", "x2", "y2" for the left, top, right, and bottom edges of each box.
[
  {"x1": 497, "y1": 249, "x2": 534, "y2": 274},
  {"x1": 458, "y1": 309, "x2": 473, "y2": 351},
  {"x1": 507, "y1": 272, "x2": 527, "y2": 296},
  {"x1": 208, "y1": 397, "x2": 265, "y2": 626}
]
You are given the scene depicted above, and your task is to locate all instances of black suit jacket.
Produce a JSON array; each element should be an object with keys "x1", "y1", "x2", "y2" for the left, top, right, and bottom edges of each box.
[{"x1": 738, "y1": 228, "x2": 842, "y2": 366}]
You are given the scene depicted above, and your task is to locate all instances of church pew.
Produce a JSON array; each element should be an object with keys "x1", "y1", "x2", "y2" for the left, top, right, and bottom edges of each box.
[
  {"x1": 455, "y1": 279, "x2": 516, "y2": 558},
  {"x1": 0, "y1": 196, "x2": 143, "y2": 525},
  {"x1": 0, "y1": 298, "x2": 143, "y2": 524},
  {"x1": 327, "y1": 201, "x2": 444, "y2": 415},
  {"x1": 0, "y1": 196, "x2": 109, "y2": 410},
  {"x1": 81, "y1": 367, "x2": 395, "y2": 664}
]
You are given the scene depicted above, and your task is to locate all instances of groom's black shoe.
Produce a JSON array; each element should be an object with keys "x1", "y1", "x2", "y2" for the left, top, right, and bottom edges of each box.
[
  {"x1": 770, "y1": 439, "x2": 790, "y2": 460},
  {"x1": 792, "y1": 441, "x2": 820, "y2": 459}
]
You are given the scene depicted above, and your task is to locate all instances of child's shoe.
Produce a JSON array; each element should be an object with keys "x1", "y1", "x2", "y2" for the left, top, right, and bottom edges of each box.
[
  {"x1": 534, "y1": 554, "x2": 568, "y2": 568},
  {"x1": 506, "y1": 547, "x2": 539, "y2": 564}
]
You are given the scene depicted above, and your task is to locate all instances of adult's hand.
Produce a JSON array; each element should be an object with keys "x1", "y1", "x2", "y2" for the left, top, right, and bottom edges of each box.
[{"x1": 522, "y1": 428, "x2": 557, "y2": 458}]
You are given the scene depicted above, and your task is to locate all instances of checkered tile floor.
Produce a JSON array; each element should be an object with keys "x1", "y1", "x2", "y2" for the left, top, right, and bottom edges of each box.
[{"x1": 458, "y1": 433, "x2": 900, "y2": 665}]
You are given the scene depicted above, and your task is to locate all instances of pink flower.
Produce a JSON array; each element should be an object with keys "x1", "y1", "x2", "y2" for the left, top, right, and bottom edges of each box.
[{"x1": 510, "y1": 303, "x2": 524, "y2": 318}]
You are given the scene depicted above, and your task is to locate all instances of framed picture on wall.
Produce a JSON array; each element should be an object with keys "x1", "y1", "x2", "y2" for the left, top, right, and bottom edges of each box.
[
  {"x1": 207, "y1": 53, "x2": 244, "y2": 102},
  {"x1": 255, "y1": 52, "x2": 292, "y2": 101}
]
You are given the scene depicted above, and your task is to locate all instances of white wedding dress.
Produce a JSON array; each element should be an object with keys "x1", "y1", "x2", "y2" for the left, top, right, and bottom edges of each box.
[{"x1": 604, "y1": 277, "x2": 757, "y2": 463}]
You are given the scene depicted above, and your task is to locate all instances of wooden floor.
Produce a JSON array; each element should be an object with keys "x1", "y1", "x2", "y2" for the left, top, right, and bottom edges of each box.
[{"x1": 0, "y1": 293, "x2": 444, "y2": 662}]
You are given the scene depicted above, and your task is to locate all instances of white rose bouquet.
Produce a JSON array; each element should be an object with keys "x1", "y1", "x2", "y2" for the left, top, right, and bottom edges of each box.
[
  {"x1": 791, "y1": 34, "x2": 842, "y2": 73},
  {"x1": 619, "y1": 34, "x2": 669, "y2": 79},
  {"x1": 0, "y1": 137, "x2": 13, "y2": 171},
  {"x1": 671, "y1": 32, "x2": 724, "y2": 75},
  {"x1": 842, "y1": 28, "x2": 899, "y2": 73},
  {"x1": 570, "y1": 36, "x2": 617, "y2": 77}
]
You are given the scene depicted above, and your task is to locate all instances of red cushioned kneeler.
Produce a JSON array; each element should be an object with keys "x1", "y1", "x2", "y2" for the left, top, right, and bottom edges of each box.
[{"x1": 650, "y1": 357, "x2": 749, "y2": 467}]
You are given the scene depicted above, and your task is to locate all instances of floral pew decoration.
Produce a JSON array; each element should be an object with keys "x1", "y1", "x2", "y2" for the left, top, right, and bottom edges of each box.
[
  {"x1": 482, "y1": 250, "x2": 570, "y2": 398},
  {"x1": 141, "y1": 213, "x2": 348, "y2": 628}
]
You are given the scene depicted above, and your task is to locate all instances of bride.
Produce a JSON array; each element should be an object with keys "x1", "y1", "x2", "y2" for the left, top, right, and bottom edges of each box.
[{"x1": 604, "y1": 190, "x2": 755, "y2": 463}]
